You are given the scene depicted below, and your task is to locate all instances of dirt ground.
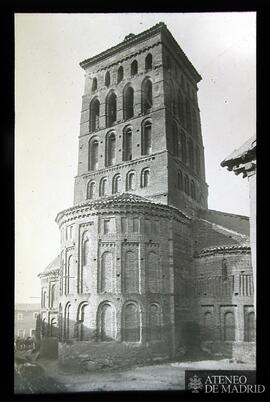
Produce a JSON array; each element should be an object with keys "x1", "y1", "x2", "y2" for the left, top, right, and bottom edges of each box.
[{"x1": 37, "y1": 358, "x2": 256, "y2": 392}]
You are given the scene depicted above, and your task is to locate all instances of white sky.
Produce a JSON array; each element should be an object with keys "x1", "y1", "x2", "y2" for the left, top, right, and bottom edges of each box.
[{"x1": 15, "y1": 12, "x2": 256, "y2": 303}]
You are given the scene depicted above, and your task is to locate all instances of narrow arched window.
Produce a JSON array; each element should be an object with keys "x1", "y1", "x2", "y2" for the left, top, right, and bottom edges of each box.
[
  {"x1": 141, "y1": 121, "x2": 152, "y2": 155},
  {"x1": 89, "y1": 139, "x2": 99, "y2": 171},
  {"x1": 105, "y1": 71, "x2": 110, "y2": 87},
  {"x1": 99, "y1": 303, "x2": 116, "y2": 341},
  {"x1": 178, "y1": 90, "x2": 185, "y2": 125},
  {"x1": 190, "y1": 180, "x2": 196, "y2": 199},
  {"x1": 131, "y1": 60, "x2": 138, "y2": 76},
  {"x1": 64, "y1": 303, "x2": 71, "y2": 340},
  {"x1": 177, "y1": 171, "x2": 183, "y2": 190},
  {"x1": 145, "y1": 53, "x2": 152, "y2": 70},
  {"x1": 123, "y1": 127, "x2": 132, "y2": 161},
  {"x1": 122, "y1": 302, "x2": 140, "y2": 342},
  {"x1": 141, "y1": 168, "x2": 150, "y2": 188},
  {"x1": 246, "y1": 312, "x2": 255, "y2": 342},
  {"x1": 82, "y1": 237, "x2": 89, "y2": 267},
  {"x1": 112, "y1": 174, "x2": 121, "y2": 194},
  {"x1": 142, "y1": 79, "x2": 152, "y2": 114},
  {"x1": 50, "y1": 284, "x2": 56, "y2": 308},
  {"x1": 100, "y1": 252, "x2": 114, "y2": 293},
  {"x1": 117, "y1": 66, "x2": 123, "y2": 83},
  {"x1": 192, "y1": 109, "x2": 198, "y2": 137},
  {"x1": 77, "y1": 303, "x2": 88, "y2": 341},
  {"x1": 185, "y1": 98, "x2": 192, "y2": 132},
  {"x1": 172, "y1": 123, "x2": 178, "y2": 156},
  {"x1": 224, "y1": 312, "x2": 235, "y2": 341},
  {"x1": 100, "y1": 177, "x2": 108, "y2": 196},
  {"x1": 184, "y1": 175, "x2": 190, "y2": 195},
  {"x1": 106, "y1": 132, "x2": 116, "y2": 166},
  {"x1": 89, "y1": 98, "x2": 100, "y2": 132},
  {"x1": 123, "y1": 86, "x2": 134, "y2": 120},
  {"x1": 149, "y1": 303, "x2": 162, "y2": 341},
  {"x1": 188, "y1": 139, "x2": 194, "y2": 170},
  {"x1": 126, "y1": 171, "x2": 135, "y2": 191},
  {"x1": 106, "y1": 92, "x2": 117, "y2": 127},
  {"x1": 87, "y1": 181, "x2": 95, "y2": 199},
  {"x1": 59, "y1": 304, "x2": 63, "y2": 340},
  {"x1": 92, "y1": 77, "x2": 97, "y2": 92}
]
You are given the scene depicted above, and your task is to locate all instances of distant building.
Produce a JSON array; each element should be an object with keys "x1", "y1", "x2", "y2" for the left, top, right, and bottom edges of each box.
[
  {"x1": 15, "y1": 303, "x2": 40, "y2": 338},
  {"x1": 39, "y1": 23, "x2": 255, "y2": 369}
]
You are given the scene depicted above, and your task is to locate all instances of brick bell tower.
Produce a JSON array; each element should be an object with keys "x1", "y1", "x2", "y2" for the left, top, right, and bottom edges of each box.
[
  {"x1": 73, "y1": 22, "x2": 208, "y2": 215},
  {"x1": 55, "y1": 22, "x2": 209, "y2": 369}
]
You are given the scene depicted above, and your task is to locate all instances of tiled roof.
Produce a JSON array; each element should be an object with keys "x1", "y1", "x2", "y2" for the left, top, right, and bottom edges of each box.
[
  {"x1": 221, "y1": 135, "x2": 256, "y2": 168},
  {"x1": 39, "y1": 255, "x2": 60, "y2": 276},
  {"x1": 196, "y1": 244, "x2": 251, "y2": 258}
]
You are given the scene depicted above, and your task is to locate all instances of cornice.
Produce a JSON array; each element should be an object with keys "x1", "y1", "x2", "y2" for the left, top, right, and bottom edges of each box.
[{"x1": 194, "y1": 245, "x2": 251, "y2": 258}]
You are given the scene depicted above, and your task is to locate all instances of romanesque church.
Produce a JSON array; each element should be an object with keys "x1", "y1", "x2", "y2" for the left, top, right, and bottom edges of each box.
[{"x1": 39, "y1": 22, "x2": 255, "y2": 369}]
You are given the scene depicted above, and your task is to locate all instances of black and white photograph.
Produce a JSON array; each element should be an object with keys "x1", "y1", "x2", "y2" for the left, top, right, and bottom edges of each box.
[{"x1": 14, "y1": 12, "x2": 258, "y2": 394}]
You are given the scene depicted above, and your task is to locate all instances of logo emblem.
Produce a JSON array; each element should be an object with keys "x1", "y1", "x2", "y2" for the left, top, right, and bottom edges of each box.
[{"x1": 188, "y1": 374, "x2": 203, "y2": 393}]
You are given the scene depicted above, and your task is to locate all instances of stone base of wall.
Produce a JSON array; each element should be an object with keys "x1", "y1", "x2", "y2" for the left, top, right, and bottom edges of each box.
[
  {"x1": 58, "y1": 340, "x2": 170, "y2": 371},
  {"x1": 201, "y1": 341, "x2": 256, "y2": 364}
]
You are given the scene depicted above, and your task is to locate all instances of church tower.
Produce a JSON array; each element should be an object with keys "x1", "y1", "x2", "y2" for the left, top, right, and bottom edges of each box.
[
  {"x1": 54, "y1": 23, "x2": 211, "y2": 369},
  {"x1": 74, "y1": 22, "x2": 208, "y2": 215}
]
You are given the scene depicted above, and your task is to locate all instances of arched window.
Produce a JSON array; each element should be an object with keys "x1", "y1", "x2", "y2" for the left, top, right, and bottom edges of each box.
[
  {"x1": 89, "y1": 98, "x2": 100, "y2": 132},
  {"x1": 106, "y1": 132, "x2": 116, "y2": 166},
  {"x1": 105, "y1": 71, "x2": 110, "y2": 87},
  {"x1": 50, "y1": 318, "x2": 57, "y2": 337},
  {"x1": 123, "y1": 251, "x2": 139, "y2": 293},
  {"x1": 64, "y1": 303, "x2": 71, "y2": 340},
  {"x1": 59, "y1": 304, "x2": 63, "y2": 340},
  {"x1": 203, "y1": 311, "x2": 214, "y2": 340},
  {"x1": 192, "y1": 109, "x2": 198, "y2": 137},
  {"x1": 131, "y1": 60, "x2": 138, "y2": 76},
  {"x1": 172, "y1": 123, "x2": 178, "y2": 156},
  {"x1": 141, "y1": 168, "x2": 150, "y2": 188},
  {"x1": 185, "y1": 98, "x2": 192, "y2": 132},
  {"x1": 246, "y1": 312, "x2": 255, "y2": 342},
  {"x1": 184, "y1": 175, "x2": 190, "y2": 195},
  {"x1": 100, "y1": 252, "x2": 114, "y2": 293},
  {"x1": 141, "y1": 121, "x2": 152, "y2": 155},
  {"x1": 147, "y1": 252, "x2": 160, "y2": 293},
  {"x1": 112, "y1": 174, "x2": 121, "y2": 194},
  {"x1": 188, "y1": 139, "x2": 194, "y2": 170},
  {"x1": 177, "y1": 170, "x2": 183, "y2": 190},
  {"x1": 224, "y1": 311, "x2": 235, "y2": 341},
  {"x1": 42, "y1": 290, "x2": 47, "y2": 308},
  {"x1": 65, "y1": 255, "x2": 73, "y2": 295},
  {"x1": 145, "y1": 53, "x2": 152, "y2": 70},
  {"x1": 77, "y1": 303, "x2": 88, "y2": 341},
  {"x1": 92, "y1": 77, "x2": 97, "y2": 92},
  {"x1": 196, "y1": 146, "x2": 201, "y2": 175},
  {"x1": 178, "y1": 90, "x2": 185, "y2": 125},
  {"x1": 190, "y1": 180, "x2": 196, "y2": 199},
  {"x1": 87, "y1": 181, "x2": 95, "y2": 199},
  {"x1": 222, "y1": 258, "x2": 228, "y2": 281},
  {"x1": 99, "y1": 302, "x2": 116, "y2": 341},
  {"x1": 106, "y1": 92, "x2": 117, "y2": 127},
  {"x1": 82, "y1": 236, "x2": 89, "y2": 267},
  {"x1": 126, "y1": 171, "x2": 135, "y2": 191},
  {"x1": 50, "y1": 284, "x2": 56, "y2": 308},
  {"x1": 122, "y1": 302, "x2": 140, "y2": 342},
  {"x1": 149, "y1": 303, "x2": 162, "y2": 341},
  {"x1": 117, "y1": 66, "x2": 123, "y2": 83},
  {"x1": 123, "y1": 85, "x2": 134, "y2": 120},
  {"x1": 100, "y1": 177, "x2": 108, "y2": 196},
  {"x1": 89, "y1": 138, "x2": 99, "y2": 171},
  {"x1": 123, "y1": 127, "x2": 132, "y2": 161},
  {"x1": 141, "y1": 79, "x2": 152, "y2": 114}
]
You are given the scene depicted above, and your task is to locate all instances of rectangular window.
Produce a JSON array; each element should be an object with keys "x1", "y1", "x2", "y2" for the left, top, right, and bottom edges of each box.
[
  {"x1": 17, "y1": 313, "x2": 23, "y2": 320},
  {"x1": 104, "y1": 219, "x2": 111, "y2": 234},
  {"x1": 18, "y1": 329, "x2": 25, "y2": 338}
]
